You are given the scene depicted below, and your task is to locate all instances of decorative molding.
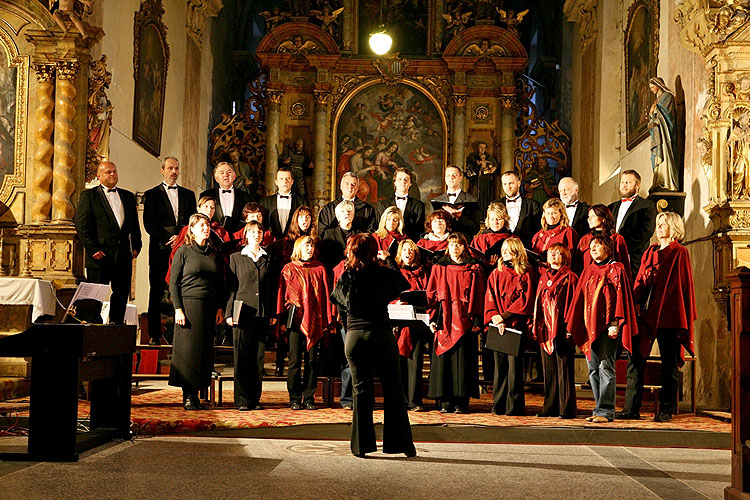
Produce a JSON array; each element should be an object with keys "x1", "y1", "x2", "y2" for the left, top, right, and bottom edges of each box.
[
  {"x1": 276, "y1": 36, "x2": 321, "y2": 54},
  {"x1": 290, "y1": 101, "x2": 306, "y2": 116},
  {"x1": 331, "y1": 74, "x2": 371, "y2": 113},
  {"x1": 313, "y1": 90, "x2": 330, "y2": 110},
  {"x1": 31, "y1": 64, "x2": 55, "y2": 222},
  {"x1": 578, "y1": 1, "x2": 597, "y2": 50},
  {"x1": 51, "y1": 60, "x2": 78, "y2": 221},
  {"x1": 55, "y1": 60, "x2": 79, "y2": 80},
  {"x1": 452, "y1": 93, "x2": 467, "y2": 108},
  {"x1": 267, "y1": 89, "x2": 284, "y2": 105},
  {"x1": 372, "y1": 55, "x2": 409, "y2": 86},
  {"x1": 706, "y1": 57, "x2": 721, "y2": 121},
  {"x1": 186, "y1": 0, "x2": 223, "y2": 47},
  {"x1": 414, "y1": 75, "x2": 450, "y2": 111},
  {"x1": 729, "y1": 208, "x2": 750, "y2": 228},
  {"x1": 498, "y1": 94, "x2": 515, "y2": 113}
]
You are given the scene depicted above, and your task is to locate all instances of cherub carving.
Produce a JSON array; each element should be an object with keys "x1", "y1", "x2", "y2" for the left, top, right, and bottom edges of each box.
[
  {"x1": 309, "y1": 4, "x2": 344, "y2": 37},
  {"x1": 711, "y1": 4, "x2": 749, "y2": 42},
  {"x1": 258, "y1": 7, "x2": 290, "y2": 32},
  {"x1": 49, "y1": 0, "x2": 94, "y2": 38},
  {"x1": 463, "y1": 38, "x2": 505, "y2": 57},
  {"x1": 441, "y1": 10, "x2": 473, "y2": 38},
  {"x1": 277, "y1": 34, "x2": 320, "y2": 54},
  {"x1": 496, "y1": 7, "x2": 529, "y2": 38}
]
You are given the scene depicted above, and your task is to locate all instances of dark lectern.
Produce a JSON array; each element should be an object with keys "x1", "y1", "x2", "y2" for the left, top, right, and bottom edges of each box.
[{"x1": 0, "y1": 324, "x2": 136, "y2": 461}]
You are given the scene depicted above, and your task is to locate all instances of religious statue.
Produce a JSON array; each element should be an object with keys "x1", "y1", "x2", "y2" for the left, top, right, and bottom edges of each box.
[
  {"x1": 310, "y1": 4, "x2": 344, "y2": 37},
  {"x1": 523, "y1": 156, "x2": 556, "y2": 205},
  {"x1": 696, "y1": 136, "x2": 714, "y2": 201},
  {"x1": 441, "y1": 10, "x2": 473, "y2": 39},
  {"x1": 496, "y1": 8, "x2": 529, "y2": 38},
  {"x1": 465, "y1": 141, "x2": 498, "y2": 213},
  {"x1": 230, "y1": 150, "x2": 260, "y2": 199},
  {"x1": 728, "y1": 112, "x2": 750, "y2": 199},
  {"x1": 647, "y1": 77, "x2": 679, "y2": 192},
  {"x1": 280, "y1": 138, "x2": 314, "y2": 202},
  {"x1": 258, "y1": 7, "x2": 290, "y2": 32},
  {"x1": 49, "y1": 0, "x2": 93, "y2": 38}
]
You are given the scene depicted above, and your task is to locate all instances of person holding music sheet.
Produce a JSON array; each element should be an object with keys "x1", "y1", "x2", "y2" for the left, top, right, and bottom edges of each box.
[
  {"x1": 431, "y1": 165, "x2": 481, "y2": 240},
  {"x1": 484, "y1": 236, "x2": 537, "y2": 416},
  {"x1": 225, "y1": 220, "x2": 273, "y2": 411},
  {"x1": 620, "y1": 212, "x2": 696, "y2": 423},
  {"x1": 426, "y1": 233, "x2": 486, "y2": 414},
  {"x1": 417, "y1": 209, "x2": 452, "y2": 258},
  {"x1": 169, "y1": 214, "x2": 225, "y2": 410},
  {"x1": 576, "y1": 204, "x2": 630, "y2": 279},
  {"x1": 566, "y1": 235, "x2": 638, "y2": 423},
  {"x1": 393, "y1": 239, "x2": 430, "y2": 411},
  {"x1": 531, "y1": 198, "x2": 578, "y2": 259},
  {"x1": 373, "y1": 206, "x2": 406, "y2": 258},
  {"x1": 331, "y1": 234, "x2": 416, "y2": 458},
  {"x1": 277, "y1": 236, "x2": 333, "y2": 410},
  {"x1": 532, "y1": 243, "x2": 578, "y2": 419},
  {"x1": 377, "y1": 167, "x2": 426, "y2": 242},
  {"x1": 471, "y1": 202, "x2": 513, "y2": 265}
]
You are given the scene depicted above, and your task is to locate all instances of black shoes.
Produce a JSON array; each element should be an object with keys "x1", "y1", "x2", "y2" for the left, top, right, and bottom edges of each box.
[
  {"x1": 184, "y1": 393, "x2": 205, "y2": 411},
  {"x1": 290, "y1": 402, "x2": 302, "y2": 410},
  {"x1": 654, "y1": 412, "x2": 672, "y2": 422},
  {"x1": 454, "y1": 406, "x2": 468, "y2": 414},
  {"x1": 536, "y1": 412, "x2": 554, "y2": 418},
  {"x1": 615, "y1": 410, "x2": 642, "y2": 420},
  {"x1": 148, "y1": 337, "x2": 161, "y2": 346},
  {"x1": 341, "y1": 403, "x2": 353, "y2": 410},
  {"x1": 274, "y1": 367, "x2": 284, "y2": 377},
  {"x1": 303, "y1": 401, "x2": 317, "y2": 410},
  {"x1": 409, "y1": 405, "x2": 424, "y2": 412},
  {"x1": 221, "y1": 336, "x2": 233, "y2": 347},
  {"x1": 238, "y1": 405, "x2": 250, "y2": 411}
]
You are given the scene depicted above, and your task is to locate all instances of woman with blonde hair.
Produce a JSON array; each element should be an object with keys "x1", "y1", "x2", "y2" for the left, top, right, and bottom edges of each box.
[
  {"x1": 531, "y1": 198, "x2": 578, "y2": 258},
  {"x1": 471, "y1": 202, "x2": 513, "y2": 264},
  {"x1": 484, "y1": 236, "x2": 537, "y2": 415},
  {"x1": 373, "y1": 206, "x2": 406, "y2": 259}
]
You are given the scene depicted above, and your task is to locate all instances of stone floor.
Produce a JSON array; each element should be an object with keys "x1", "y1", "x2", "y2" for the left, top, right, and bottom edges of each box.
[{"x1": 0, "y1": 436, "x2": 731, "y2": 499}]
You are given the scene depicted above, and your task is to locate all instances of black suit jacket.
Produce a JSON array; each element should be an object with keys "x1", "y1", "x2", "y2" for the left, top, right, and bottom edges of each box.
[
  {"x1": 432, "y1": 190, "x2": 481, "y2": 240},
  {"x1": 496, "y1": 196, "x2": 541, "y2": 249},
  {"x1": 377, "y1": 196, "x2": 426, "y2": 242},
  {"x1": 260, "y1": 193, "x2": 305, "y2": 239},
  {"x1": 568, "y1": 201, "x2": 590, "y2": 241},
  {"x1": 143, "y1": 184, "x2": 197, "y2": 257},
  {"x1": 226, "y1": 252, "x2": 273, "y2": 320},
  {"x1": 318, "y1": 197, "x2": 376, "y2": 234},
  {"x1": 609, "y1": 195, "x2": 656, "y2": 277},
  {"x1": 200, "y1": 187, "x2": 251, "y2": 234},
  {"x1": 74, "y1": 185, "x2": 142, "y2": 269},
  {"x1": 319, "y1": 226, "x2": 357, "y2": 270}
]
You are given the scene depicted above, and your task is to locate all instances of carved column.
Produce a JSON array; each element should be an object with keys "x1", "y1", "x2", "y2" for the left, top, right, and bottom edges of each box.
[
  {"x1": 31, "y1": 65, "x2": 55, "y2": 222},
  {"x1": 52, "y1": 61, "x2": 79, "y2": 222},
  {"x1": 265, "y1": 89, "x2": 284, "y2": 190},
  {"x1": 499, "y1": 94, "x2": 516, "y2": 175},
  {"x1": 341, "y1": 0, "x2": 353, "y2": 52},
  {"x1": 313, "y1": 91, "x2": 330, "y2": 207},
  {"x1": 451, "y1": 94, "x2": 466, "y2": 168}
]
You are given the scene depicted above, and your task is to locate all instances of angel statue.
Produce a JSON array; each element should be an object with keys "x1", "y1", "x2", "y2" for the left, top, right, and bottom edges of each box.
[
  {"x1": 441, "y1": 10, "x2": 473, "y2": 38},
  {"x1": 49, "y1": 0, "x2": 93, "y2": 38},
  {"x1": 258, "y1": 7, "x2": 290, "y2": 32},
  {"x1": 496, "y1": 7, "x2": 529, "y2": 38},
  {"x1": 463, "y1": 38, "x2": 505, "y2": 57},
  {"x1": 310, "y1": 4, "x2": 344, "y2": 37},
  {"x1": 277, "y1": 34, "x2": 320, "y2": 54}
]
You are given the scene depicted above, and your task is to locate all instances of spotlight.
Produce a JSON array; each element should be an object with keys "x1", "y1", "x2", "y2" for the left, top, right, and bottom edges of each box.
[{"x1": 369, "y1": 30, "x2": 392, "y2": 55}]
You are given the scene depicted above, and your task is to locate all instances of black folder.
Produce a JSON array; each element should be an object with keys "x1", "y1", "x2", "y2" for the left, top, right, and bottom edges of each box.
[
  {"x1": 430, "y1": 200, "x2": 480, "y2": 212},
  {"x1": 232, "y1": 300, "x2": 257, "y2": 329},
  {"x1": 399, "y1": 290, "x2": 428, "y2": 307},
  {"x1": 417, "y1": 245, "x2": 445, "y2": 263},
  {"x1": 282, "y1": 304, "x2": 297, "y2": 330},
  {"x1": 484, "y1": 324, "x2": 523, "y2": 356}
]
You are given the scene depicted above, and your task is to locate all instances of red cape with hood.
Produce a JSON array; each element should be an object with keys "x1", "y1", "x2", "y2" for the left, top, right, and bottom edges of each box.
[
  {"x1": 531, "y1": 225, "x2": 578, "y2": 254},
  {"x1": 484, "y1": 264, "x2": 537, "y2": 334},
  {"x1": 277, "y1": 260, "x2": 333, "y2": 350},
  {"x1": 532, "y1": 266, "x2": 578, "y2": 355}
]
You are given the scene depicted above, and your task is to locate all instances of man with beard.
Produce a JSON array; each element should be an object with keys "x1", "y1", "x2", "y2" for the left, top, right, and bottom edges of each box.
[{"x1": 558, "y1": 177, "x2": 590, "y2": 240}]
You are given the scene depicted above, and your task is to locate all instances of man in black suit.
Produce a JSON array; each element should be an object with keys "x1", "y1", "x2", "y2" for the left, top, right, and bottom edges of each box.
[
  {"x1": 377, "y1": 167, "x2": 425, "y2": 241},
  {"x1": 200, "y1": 162, "x2": 251, "y2": 234},
  {"x1": 317, "y1": 172, "x2": 376, "y2": 234},
  {"x1": 143, "y1": 156, "x2": 197, "y2": 344},
  {"x1": 609, "y1": 169, "x2": 656, "y2": 421},
  {"x1": 496, "y1": 170, "x2": 541, "y2": 248},
  {"x1": 558, "y1": 176, "x2": 590, "y2": 239},
  {"x1": 430, "y1": 165, "x2": 481, "y2": 240},
  {"x1": 260, "y1": 167, "x2": 305, "y2": 239},
  {"x1": 74, "y1": 161, "x2": 142, "y2": 325}
]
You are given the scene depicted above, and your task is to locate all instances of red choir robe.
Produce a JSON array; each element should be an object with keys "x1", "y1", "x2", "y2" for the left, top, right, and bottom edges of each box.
[
  {"x1": 233, "y1": 227, "x2": 274, "y2": 249},
  {"x1": 165, "y1": 222, "x2": 230, "y2": 284},
  {"x1": 393, "y1": 265, "x2": 429, "y2": 357},
  {"x1": 484, "y1": 264, "x2": 538, "y2": 334},
  {"x1": 416, "y1": 237, "x2": 448, "y2": 253},
  {"x1": 577, "y1": 232, "x2": 631, "y2": 281},
  {"x1": 531, "y1": 225, "x2": 578, "y2": 254},
  {"x1": 276, "y1": 260, "x2": 333, "y2": 350},
  {"x1": 532, "y1": 266, "x2": 578, "y2": 355},
  {"x1": 565, "y1": 260, "x2": 638, "y2": 360},
  {"x1": 470, "y1": 229, "x2": 513, "y2": 254},
  {"x1": 633, "y1": 241, "x2": 696, "y2": 363},
  {"x1": 373, "y1": 230, "x2": 407, "y2": 255},
  {"x1": 426, "y1": 259, "x2": 486, "y2": 355}
]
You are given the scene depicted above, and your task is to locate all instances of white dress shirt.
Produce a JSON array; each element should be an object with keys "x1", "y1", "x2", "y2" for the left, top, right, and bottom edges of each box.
[
  {"x1": 395, "y1": 194, "x2": 408, "y2": 214},
  {"x1": 277, "y1": 192, "x2": 292, "y2": 231},
  {"x1": 616, "y1": 197, "x2": 636, "y2": 232},
  {"x1": 505, "y1": 195, "x2": 522, "y2": 232},
  {"x1": 219, "y1": 187, "x2": 235, "y2": 218},
  {"x1": 103, "y1": 185, "x2": 124, "y2": 228},
  {"x1": 565, "y1": 201, "x2": 578, "y2": 228},
  {"x1": 240, "y1": 245, "x2": 267, "y2": 262},
  {"x1": 163, "y1": 182, "x2": 179, "y2": 221}
]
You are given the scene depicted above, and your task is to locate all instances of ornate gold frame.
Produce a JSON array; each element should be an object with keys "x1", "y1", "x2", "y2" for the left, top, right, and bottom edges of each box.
[
  {"x1": 330, "y1": 77, "x2": 449, "y2": 201},
  {"x1": 0, "y1": 26, "x2": 28, "y2": 209}
]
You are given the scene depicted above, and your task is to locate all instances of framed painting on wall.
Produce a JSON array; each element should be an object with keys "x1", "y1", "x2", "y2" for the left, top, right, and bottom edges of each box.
[
  {"x1": 625, "y1": 0, "x2": 659, "y2": 150},
  {"x1": 132, "y1": 0, "x2": 170, "y2": 157},
  {"x1": 0, "y1": 28, "x2": 27, "y2": 210}
]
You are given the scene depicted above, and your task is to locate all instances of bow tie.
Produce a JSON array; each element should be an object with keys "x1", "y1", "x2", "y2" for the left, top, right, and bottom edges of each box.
[
  {"x1": 278, "y1": 194, "x2": 290, "y2": 199},
  {"x1": 566, "y1": 202, "x2": 577, "y2": 208},
  {"x1": 447, "y1": 192, "x2": 458, "y2": 198},
  {"x1": 167, "y1": 185, "x2": 177, "y2": 190},
  {"x1": 396, "y1": 196, "x2": 408, "y2": 201},
  {"x1": 107, "y1": 188, "x2": 117, "y2": 193},
  {"x1": 222, "y1": 189, "x2": 232, "y2": 194},
  {"x1": 621, "y1": 196, "x2": 636, "y2": 203},
  {"x1": 506, "y1": 196, "x2": 520, "y2": 203}
]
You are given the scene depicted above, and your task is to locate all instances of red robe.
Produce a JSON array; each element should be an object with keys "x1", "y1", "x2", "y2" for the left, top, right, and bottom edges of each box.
[
  {"x1": 373, "y1": 231, "x2": 406, "y2": 254},
  {"x1": 426, "y1": 260, "x2": 486, "y2": 355},
  {"x1": 484, "y1": 264, "x2": 537, "y2": 334},
  {"x1": 532, "y1": 266, "x2": 578, "y2": 355},
  {"x1": 470, "y1": 230, "x2": 512, "y2": 254},
  {"x1": 531, "y1": 225, "x2": 578, "y2": 254},
  {"x1": 233, "y1": 227, "x2": 274, "y2": 249},
  {"x1": 393, "y1": 265, "x2": 429, "y2": 357},
  {"x1": 416, "y1": 237, "x2": 448, "y2": 253},
  {"x1": 565, "y1": 260, "x2": 638, "y2": 360},
  {"x1": 277, "y1": 260, "x2": 333, "y2": 350},
  {"x1": 577, "y1": 232, "x2": 631, "y2": 281},
  {"x1": 633, "y1": 241, "x2": 696, "y2": 362},
  {"x1": 165, "y1": 222, "x2": 230, "y2": 284}
]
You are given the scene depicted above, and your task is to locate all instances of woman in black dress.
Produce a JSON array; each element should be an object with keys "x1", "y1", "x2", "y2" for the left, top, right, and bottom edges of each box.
[
  {"x1": 169, "y1": 213, "x2": 225, "y2": 410},
  {"x1": 331, "y1": 234, "x2": 416, "y2": 458}
]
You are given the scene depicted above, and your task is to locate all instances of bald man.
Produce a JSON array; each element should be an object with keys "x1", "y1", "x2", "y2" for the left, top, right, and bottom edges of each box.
[{"x1": 74, "y1": 161, "x2": 142, "y2": 324}]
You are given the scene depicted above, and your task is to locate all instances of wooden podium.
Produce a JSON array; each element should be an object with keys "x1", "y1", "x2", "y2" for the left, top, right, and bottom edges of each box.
[{"x1": 0, "y1": 324, "x2": 136, "y2": 461}]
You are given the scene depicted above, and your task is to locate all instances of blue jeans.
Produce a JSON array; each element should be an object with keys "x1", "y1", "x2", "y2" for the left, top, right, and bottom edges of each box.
[
  {"x1": 587, "y1": 334, "x2": 619, "y2": 419},
  {"x1": 340, "y1": 326, "x2": 353, "y2": 406}
]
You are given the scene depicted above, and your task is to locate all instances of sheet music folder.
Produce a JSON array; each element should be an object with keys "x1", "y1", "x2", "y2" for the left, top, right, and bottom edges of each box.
[{"x1": 484, "y1": 324, "x2": 523, "y2": 356}]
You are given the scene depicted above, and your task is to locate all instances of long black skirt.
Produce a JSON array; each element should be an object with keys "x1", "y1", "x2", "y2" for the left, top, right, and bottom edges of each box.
[
  {"x1": 427, "y1": 331, "x2": 479, "y2": 400},
  {"x1": 169, "y1": 297, "x2": 217, "y2": 391}
]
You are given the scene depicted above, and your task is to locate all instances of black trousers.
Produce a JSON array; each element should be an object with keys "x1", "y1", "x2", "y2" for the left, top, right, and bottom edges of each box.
[
  {"x1": 493, "y1": 349, "x2": 525, "y2": 415},
  {"x1": 147, "y1": 250, "x2": 170, "y2": 340},
  {"x1": 287, "y1": 329, "x2": 318, "y2": 403},
  {"x1": 233, "y1": 319, "x2": 266, "y2": 407},
  {"x1": 623, "y1": 329, "x2": 683, "y2": 415},
  {"x1": 345, "y1": 325, "x2": 415, "y2": 456},
  {"x1": 399, "y1": 329, "x2": 428, "y2": 409},
  {"x1": 86, "y1": 252, "x2": 132, "y2": 325},
  {"x1": 540, "y1": 338, "x2": 577, "y2": 417}
]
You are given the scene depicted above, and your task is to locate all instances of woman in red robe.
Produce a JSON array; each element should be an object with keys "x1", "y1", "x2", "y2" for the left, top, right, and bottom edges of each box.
[
  {"x1": 623, "y1": 212, "x2": 696, "y2": 422},
  {"x1": 531, "y1": 198, "x2": 578, "y2": 258},
  {"x1": 426, "y1": 233, "x2": 486, "y2": 413},
  {"x1": 277, "y1": 235, "x2": 333, "y2": 410},
  {"x1": 471, "y1": 202, "x2": 513, "y2": 263},
  {"x1": 392, "y1": 239, "x2": 430, "y2": 411},
  {"x1": 576, "y1": 204, "x2": 630, "y2": 279},
  {"x1": 417, "y1": 209, "x2": 452, "y2": 266},
  {"x1": 532, "y1": 243, "x2": 578, "y2": 419},
  {"x1": 373, "y1": 206, "x2": 407, "y2": 257},
  {"x1": 566, "y1": 235, "x2": 638, "y2": 423},
  {"x1": 484, "y1": 236, "x2": 537, "y2": 416},
  {"x1": 233, "y1": 202, "x2": 274, "y2": 250}
]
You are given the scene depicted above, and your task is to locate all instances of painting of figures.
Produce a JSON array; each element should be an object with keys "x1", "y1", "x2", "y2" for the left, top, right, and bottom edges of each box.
[
  {"x1": 334, "y1": 82, "x2": 445, "y2": 203},
  {"x1": 0, "y1": 56, "x2": 16, "y2": 182}
]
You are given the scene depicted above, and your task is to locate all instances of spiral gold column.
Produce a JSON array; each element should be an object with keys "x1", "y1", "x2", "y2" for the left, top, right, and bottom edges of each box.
[
  {"x1": 31, "y1": 65, "x2": 55, "y2": 222},
  {"x1": 52, "y1": 61, "x2": 79, "y2": 222},
  {"x1": 313, "y1": 90, "x2": 330, "y2": 208}
]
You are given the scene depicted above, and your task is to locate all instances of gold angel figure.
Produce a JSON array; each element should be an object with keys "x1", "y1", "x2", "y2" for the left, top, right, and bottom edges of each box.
[
  {"x1": 49, "y1": 0, "x2": 94, "y2": 38},
  {"x1": 463, "y1": 38, "x2": 505, "y2": 57},
  {"x1": 258, "y1": 7, "x2": 290, "y2": 31},
  {"x1": 277, "y1": 35, "x2": 320, "y2": 54},
  {"x1": 441, "y1": 11, "x2": 473, "y2": 37},
  {"x1": 496, "y1": 7, "x2": 529, "y2": 37},
  {"x1": 309, "y1": 5, "x2": 344, "y2": 37}
]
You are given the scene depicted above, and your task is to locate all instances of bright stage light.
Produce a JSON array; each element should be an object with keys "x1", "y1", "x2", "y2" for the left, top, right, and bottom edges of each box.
[{"x1": 369, "y1": 31, "x2": 392, "y2": 55}]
